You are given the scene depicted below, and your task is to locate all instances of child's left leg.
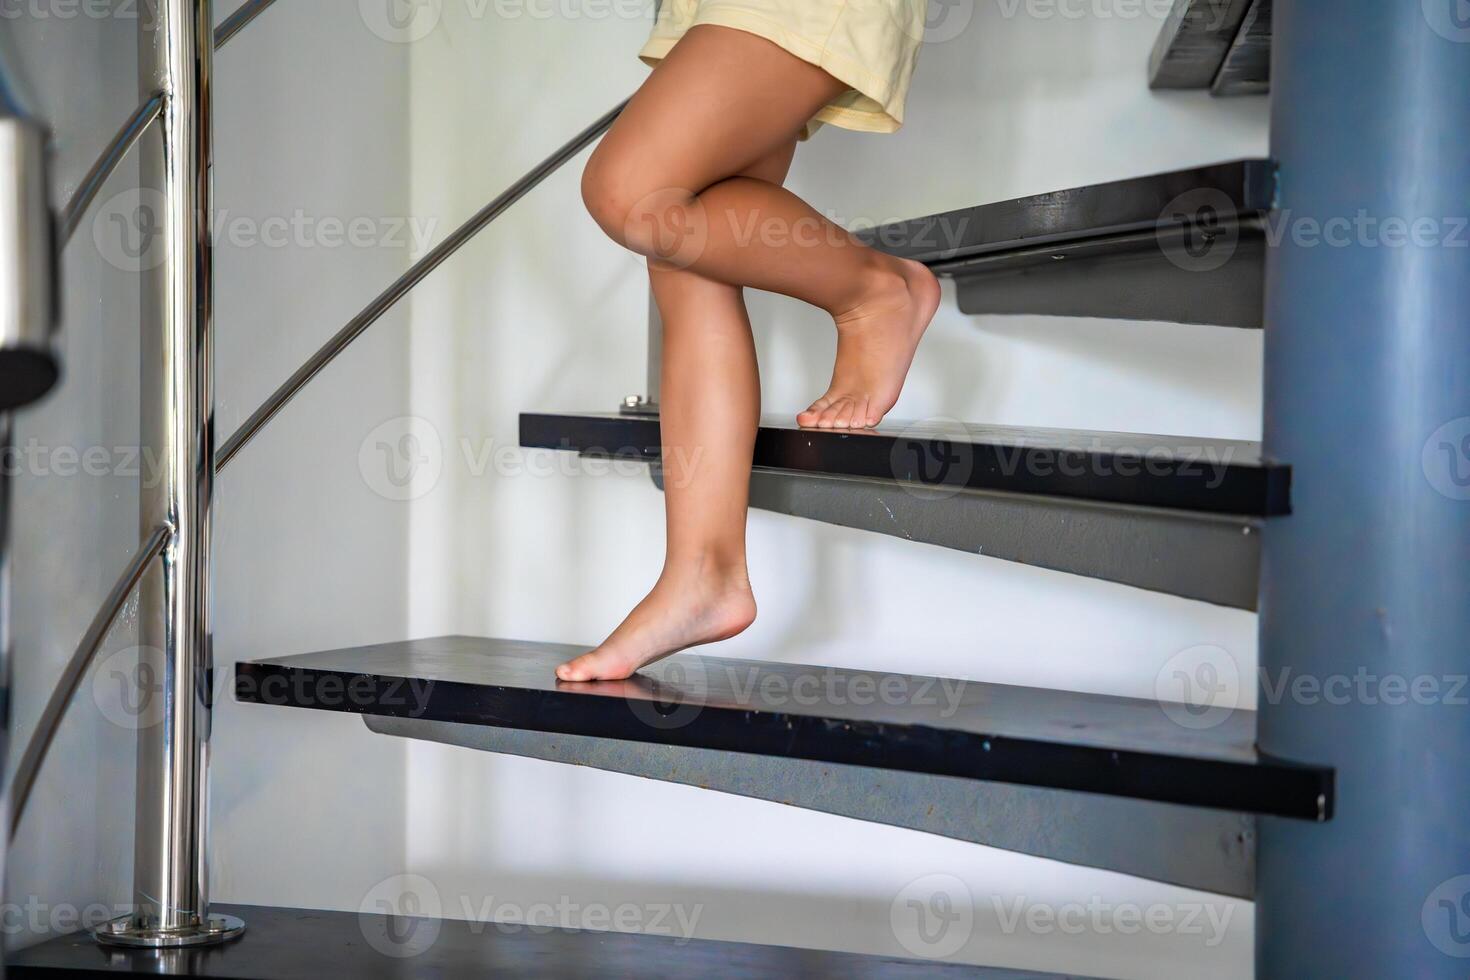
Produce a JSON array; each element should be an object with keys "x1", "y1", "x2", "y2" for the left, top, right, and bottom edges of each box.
[{"x1": 556, "y1": 141, "x2": 797, "y2": 683}]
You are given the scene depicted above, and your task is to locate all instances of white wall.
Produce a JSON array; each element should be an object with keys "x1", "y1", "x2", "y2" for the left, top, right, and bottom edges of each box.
[
  {"x1": 207, "y1": 0, "x2": 417, "y2": 914},
  {"x1": 397, "y1": 3, "x2": 1268, "y2": 979}
]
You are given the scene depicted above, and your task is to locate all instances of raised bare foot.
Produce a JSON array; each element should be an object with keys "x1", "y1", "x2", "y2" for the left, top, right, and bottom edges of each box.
[
  {"x1": 555, "y1": 567, "x2": 757, "y2": 682},
  {"x1": 797, "y1": 257, "x2": 941, "y2": 430}
]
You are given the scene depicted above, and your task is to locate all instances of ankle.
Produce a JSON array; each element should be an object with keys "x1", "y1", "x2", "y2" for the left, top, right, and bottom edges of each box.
[
  {"x1": 831, "y1": 257, "x2": 910, "y2": 326},
  {"x1": 660, "y1": 552, "x2": 751, "y2": 592}
]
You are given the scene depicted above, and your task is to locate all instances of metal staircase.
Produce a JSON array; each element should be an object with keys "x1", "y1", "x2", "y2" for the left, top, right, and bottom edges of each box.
[{"x1": 5, "y1": 0, "x2": 1469, "y2": 977}]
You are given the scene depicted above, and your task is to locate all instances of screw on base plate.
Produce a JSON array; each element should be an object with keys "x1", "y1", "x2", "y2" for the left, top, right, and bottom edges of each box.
[
  {"x1": 92, "y1": 913, "x2": 246, "y2": 948},
  {"x1": 620, "y1": 395, "x2": 658, "y2": 415}
]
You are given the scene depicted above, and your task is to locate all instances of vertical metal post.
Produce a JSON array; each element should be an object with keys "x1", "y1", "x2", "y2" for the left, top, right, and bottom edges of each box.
[
  {"x1": 1258, "y1": 2, "x2": 1470, "y2": 976},
  {"x1": 93, "y1": 0, "x2": 241, "y2": 947},
  {"x1": 645, "y1": 288, "x2": 663, "y2": 409},
  {"x1": 621, "y1": 287, "x2": 662, "y2": 415}
]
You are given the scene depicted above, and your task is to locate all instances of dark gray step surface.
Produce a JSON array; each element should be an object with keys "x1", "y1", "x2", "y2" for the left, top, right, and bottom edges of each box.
[
  {"x1": 8, "y1": 904, "x2": 1083, "y2": 979},
  {"x1": 859, "y1": 159, "x2": 1272, "y2": 328},
  {"x1": 859, "y1": 160, "x2": 1273, "y2": 267},
  {"x1": 235, "y1": 636, "x2": 1333, "y2": 820},
  {"x1": 520, "y1": 411, "x2": 1289, "y2": 517}
]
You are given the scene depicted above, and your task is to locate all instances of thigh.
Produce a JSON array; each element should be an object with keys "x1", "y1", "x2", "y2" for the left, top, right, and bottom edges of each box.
[{"x1": 597, "y1": 24, "x2": 841, "y2": 197}]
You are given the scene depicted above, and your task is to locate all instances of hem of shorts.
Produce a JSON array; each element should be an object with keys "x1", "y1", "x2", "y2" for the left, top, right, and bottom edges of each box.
[{"x1": 637, "y1": 14, "x2": 904, "y2": 135}]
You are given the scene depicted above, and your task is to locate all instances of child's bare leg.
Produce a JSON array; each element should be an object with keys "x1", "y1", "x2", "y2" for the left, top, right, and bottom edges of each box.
[
  {"x1": 580, "y1": 24, "x2": 939, "y2": 430},
  {"x1": 556, "y1": 143, "x2": 797, "y2": 683}
]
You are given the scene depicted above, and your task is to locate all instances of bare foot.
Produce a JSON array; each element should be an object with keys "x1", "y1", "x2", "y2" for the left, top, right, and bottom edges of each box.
[
  {"x1": 555, "y1": 568, "x2": 757, "y2": 682},
  {"x1": 797, "y1": 257, "x2": 941, "y2": 429}
]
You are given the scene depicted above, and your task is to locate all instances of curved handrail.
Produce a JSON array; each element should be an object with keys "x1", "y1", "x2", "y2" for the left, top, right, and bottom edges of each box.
[
  {"x1": 59, "y1": 92, "x2": 165, "y2": 247},
  {"x1": 52, "y1": 0, "x2": 274, "y2": 248},
  {"x1": 216, "y1": 0, "x2": 282, "y2": 49},
  {"x1": 8, "y1": 523, "x2": 172, "y2": 841},
  {"x1": 216, "y1": 98, "x2": 629, "y2": 472}
]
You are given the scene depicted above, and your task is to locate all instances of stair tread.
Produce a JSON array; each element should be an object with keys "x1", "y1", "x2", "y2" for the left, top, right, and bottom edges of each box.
[
  {"x1": 236, "y1": 636, "x2": 1332, "y2": 820},
  {"x1": 860, "y1": 159, "x2": 1273, "y2": 267},
  {"x1": 8, "y1": 903, "x2": 1079, "y2": 979},
  {"x1": 520, "y1": 412, "x2": 1289, "y2": 516}
]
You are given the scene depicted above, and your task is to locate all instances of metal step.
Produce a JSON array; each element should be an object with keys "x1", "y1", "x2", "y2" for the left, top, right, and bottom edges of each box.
[
  {"x1": 520, "y1": 412, "x2": 1289, "y2": 517},
  {"x1": 366, "y1": 716, "x2": 1258, "y2": 898},
  {"x1": 234, "y1": 636, "x2": 1333, "y2": 821},
  {"x1": 736, "y1": 469, "x2": 1261, "y2": 610},
  {"x1": 1149, "y1": 0, "x2": 1271, "y2": 95},
  {"x1": 9, "y1": 903, "x2": 1083, "y2": 978},
  {"x1": 861, "y1": 160, "x2": 1273, "y2": 328},
  {"x1": 1211, "y1": 0, "x2": 1272, "y2": 96}
]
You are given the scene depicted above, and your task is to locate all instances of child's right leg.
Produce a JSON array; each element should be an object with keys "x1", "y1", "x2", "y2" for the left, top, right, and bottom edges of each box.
[{"x1": 579, "y1": 25, "x2": 940, "y2": 430}]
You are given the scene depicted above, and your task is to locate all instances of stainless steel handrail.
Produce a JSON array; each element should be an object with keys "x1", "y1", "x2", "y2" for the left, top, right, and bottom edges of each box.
[
  {"x1": 58, "y1": 93, "x2": 164, "y2": 246},
  {"x1": 215, "y1": 98, "x2": 628, "y2": 472},
  {"x1": 53, "y1": 0, "x2": 272, "y2": 249},
  {"x1": 215, "y1": 0, "x2": 281, "y2": 48},
  {"x1": 8, "y1": 523, "x2": 172, "y2": 842}
]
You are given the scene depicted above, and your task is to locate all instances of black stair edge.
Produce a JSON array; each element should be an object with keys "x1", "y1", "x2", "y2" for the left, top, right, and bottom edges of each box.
[
  {"x1": 8, "y1": 903, "x2": 1077, "y2": 979},
  {"x1": 857, "y1": 159, "x2": 1275, "y2": 267},
  {"x1": 1148, "y1": 0, "x2": 1256, "y2": 90},
  {"x1": 519, "y1": 412, "x2": 1291, "y2": 517},
  {"x1": 234, "y1": 636, "x2": 1334, "y2": 821},
  {"x1": 1210, "y1": 0, "x2": 1272, "y2": 96}
]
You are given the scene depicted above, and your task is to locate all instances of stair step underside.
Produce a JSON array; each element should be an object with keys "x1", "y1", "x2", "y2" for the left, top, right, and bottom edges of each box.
[
  {"x1": 1149, "y1": 0, "x2": 1269, "y2": 93},
  {"x1": 735, "y1": 469, "x2": 1262, "y2": 610},
  {"x1": 366, "y1": 715, "x2": 1257, "y2": 898},
  {"x1": 235, "y1": 636, "x2": 1333, "y2": 821},
  {"x1": 520, "y1": 412, "x2": 1290, "y2": 517},
  {"x1": 862, "y1": 159, "x2": 1273, "y2": 328},
  {"x1": 1211, "y1": 0, "x2": 1272, "y2": 96},
  {"x1": 9, "y1": 904, "x2": 1089, "y2": 979}
]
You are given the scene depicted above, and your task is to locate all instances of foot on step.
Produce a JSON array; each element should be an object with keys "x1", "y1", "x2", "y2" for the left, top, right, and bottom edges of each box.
[
  {"x1": 797, "y1": 257, "x2": 941, "y2": 430},
  {"x1": 555, "y1": 568, "x2": 757, "y2": 682}
]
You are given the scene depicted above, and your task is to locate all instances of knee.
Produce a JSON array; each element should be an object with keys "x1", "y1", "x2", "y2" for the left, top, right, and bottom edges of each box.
[
  {"x1": 580, "y1": 148, "x2": 633, "y2": 244},
  {"x1": 580, "y1": 148, "x2": 699, "y2": 261}
]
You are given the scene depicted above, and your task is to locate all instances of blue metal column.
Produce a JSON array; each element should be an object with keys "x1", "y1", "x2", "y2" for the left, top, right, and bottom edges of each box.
[{"x1": 1259, "y1": 1, "x2": 1470, "y2": 976}]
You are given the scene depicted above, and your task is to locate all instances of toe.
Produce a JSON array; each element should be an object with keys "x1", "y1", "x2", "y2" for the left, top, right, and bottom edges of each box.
[
  {"x1": 556, "y1": 650, "x2": 622, "y2": 682},
  {"x1": 832, "y1": 399, "x2": 856, "y2": 429},
  {"x1": 798, "y1": 396, "x2": 833, "y2": 427},
  {"x1": 817, "y1": 399, "x2": 846, "y2": 428}
]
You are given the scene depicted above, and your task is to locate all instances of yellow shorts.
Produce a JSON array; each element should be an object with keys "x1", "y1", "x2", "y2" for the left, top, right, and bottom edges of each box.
[{"x1": 639, "y1": 0, "x2": 925, "y2": 140}]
